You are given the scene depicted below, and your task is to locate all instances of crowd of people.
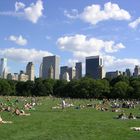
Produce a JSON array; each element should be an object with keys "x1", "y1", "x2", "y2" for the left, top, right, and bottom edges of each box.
[
  {"x1": 52, "y1": 98, "x2": 140, "y2": 122},
  {"x1": 0, "y1": 96, "x2": 39, "y2": 124},
  {"x1": 1, "y1": 96, "x2": 140, "y2": 131}
]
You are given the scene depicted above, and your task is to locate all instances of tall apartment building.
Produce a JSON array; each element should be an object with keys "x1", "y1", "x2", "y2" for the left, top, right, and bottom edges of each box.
[
  {"x1": 68, "y1": 67, "x2": 76, "y2": 80},
  {"x1": 18, "y1": 70, "x2": 29, "y2": 82},
  {"x1": 62, "y1": 72, "x2": 70, "y2": 82},
  {"x1": 75, "y1": 62, "x2": 82, "y2": 79},
  {"x1": 7, "y1": 73, "x2": 13, "y2": 80},
  {"x1": 125, "y1": 69, "x2": 131, "y2": 77},
  {"x1": 13, "y1": 73, "x2": 19, "y2": 81},
  {"x1": 26, "y1": 62, "x2": 35, "y2": 81},
  {"x1": 106, "y1": 70, "x2": 122, "y2": 79},
  {"x1": 42, "y1": 55, "x2": 60, "y2": 79},
  {"x1": 60, "y1": 66, "x2": 69, "y2": 80},
  {"x1": 133, "y1": 65, "x2": 140, "y2": 77},
  {"x1": 0, "y1": 58, "x2": 8, "y2": 79},
  {"x1": 39, "y1": 63, "x2": 43, "y2": 78},
  {"x1": 7, "y1": 73, "x2": 19, "y2": 81},
  {"x1": 60, "y1": 66, "x2": 76, "y2": 81},
  {"x1": 86, "y1": 56, "x2": 105, "y2": 79}
]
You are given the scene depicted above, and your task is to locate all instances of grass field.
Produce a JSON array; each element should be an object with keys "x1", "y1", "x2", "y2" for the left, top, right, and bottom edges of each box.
[{"x1": 0, "y1": 97, "x2": 140, "y2": 140}]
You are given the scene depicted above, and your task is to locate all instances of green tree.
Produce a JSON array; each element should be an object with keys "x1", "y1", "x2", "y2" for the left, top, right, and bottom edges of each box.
[
  {"x1": 110, "y1": 75, "x2": 129, "y2": 86},
  {"x1": 53, "y1": 80, "x2": 67, "y2": 97},
  {"x1": 0, "y1": 79, "x2": 12, "y2": 95},
  {"x1": 43, "y1": 79, "x2": 56, "y2": 96},
  {"x1": 33, "y1": 78, "x2": 46, "y2": 96},
  {"x1": 111, "y1": 81, "x2": 129, "y2": 98},
  {"x1": 130, "y1": 80, "x2": 140, "y2": 98}
]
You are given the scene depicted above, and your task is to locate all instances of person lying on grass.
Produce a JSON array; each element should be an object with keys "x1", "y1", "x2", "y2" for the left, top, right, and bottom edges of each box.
[
  {"x1": 117, "y1": 112, "x2": 127, "y2": 119},
  {"x1": 116, "y1": 112, "x2": 137, "y2": 120},
  {"x1": 0, "y1": 115, "x2": 12, "y2": 124},
  {"x1": 14, "y1": 108, "x2": 30, "y2": 116},
  {"x1": 130, "y1": 127, "x2": 140, "y2": 131}
]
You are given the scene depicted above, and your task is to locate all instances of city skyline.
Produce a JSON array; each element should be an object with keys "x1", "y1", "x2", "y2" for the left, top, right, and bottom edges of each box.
[
  {"x1": 0, "y1": 0, "x2": 140, "y2": 76},
  {"x1": 1, "y1": 55, "x2": 140, "y2": 80}
]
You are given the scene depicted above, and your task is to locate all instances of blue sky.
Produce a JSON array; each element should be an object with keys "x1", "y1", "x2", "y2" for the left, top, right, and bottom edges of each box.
[{"x1": 0, "y1": 0, "x2": 140, "y2": 76}]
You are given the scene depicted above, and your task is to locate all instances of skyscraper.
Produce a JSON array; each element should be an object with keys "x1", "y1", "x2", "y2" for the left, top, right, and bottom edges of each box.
[
  {"x1": 0, "y1": 58, "x2": 8, "y2": 79},
  {"x1": 42, "y1": 55, "x2": 60, "y2": 79},
  {"x1": 39, "y1": 63, "x2": 43, "y2": 78},
  {"x1": 133, "y1": 65, "x2": 140, "y2": 77},
  {"x1": 48, "y1": 65, "x2": 54, "y2": 79},
  {"x1": 18, "y1": 70, "x2": 29, "y2": 82},
  {"x1": 26, "y1": 62, "x2": 35, "y2": 81},
  {"x1": 86, "y1": 56, "x2": 105, "y2": 79},
  {"x1": 68, "y1": 67, "x2": 76, "y2": 80},
  {"x1": 60, "y1": 66, "x2": 69, "y2": 80},
  {"x1": 106, "y1": 70, "x2": 122, "y2": 79},
  {"x1": 75, "y1": 62, "x2": 82, "y2": 79},
  {"x1": 125, "y1": 68, "x2": 131, "y2": 77},
  {"x1": 62, "y1": 72, "x2": 70, "y2": 82},
  {"x1": 60, "y1": 66, "x2": 77, "y2": 81}
]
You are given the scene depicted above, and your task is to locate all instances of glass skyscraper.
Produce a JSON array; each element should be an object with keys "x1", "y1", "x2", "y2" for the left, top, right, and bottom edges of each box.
[
  {"x1": 75, "y1": 62, "x2": 82, "y2": 79},
  {"x1": 0, "y1": 58, "x2": 7, "y2": 78},
  {"x1": 86, "y1": 56, "x2": 105, "y2": 79}
]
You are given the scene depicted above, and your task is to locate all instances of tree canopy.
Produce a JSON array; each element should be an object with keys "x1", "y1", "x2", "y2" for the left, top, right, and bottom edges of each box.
[{"x1": 0, "y1": 75, "x2": 140, "y2": 99}]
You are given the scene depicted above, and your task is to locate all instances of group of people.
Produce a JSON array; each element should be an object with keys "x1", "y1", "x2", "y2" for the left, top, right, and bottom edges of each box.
[
  {"x1": 56, "y1": 99, "x2": 140, "y2": 122},
  {"x1": 111, "y1": 100, "x2": 137, "y2": 109},
  {"x1": 0, "y1": 96, "x2": 39, "y2": 124},
  {"x1": 117, "y1": 112, "x2": 136, "y2": 120}
]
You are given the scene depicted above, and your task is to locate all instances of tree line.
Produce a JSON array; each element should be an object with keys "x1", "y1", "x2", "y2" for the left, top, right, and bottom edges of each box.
[{"x1": 0, "y1": 75, "x2": 140, "y2": 99}]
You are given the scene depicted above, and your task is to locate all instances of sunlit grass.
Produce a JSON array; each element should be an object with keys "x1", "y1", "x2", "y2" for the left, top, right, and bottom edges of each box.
[{"x1": 0, "y1": 97, "x2": 140, "y2": 140}]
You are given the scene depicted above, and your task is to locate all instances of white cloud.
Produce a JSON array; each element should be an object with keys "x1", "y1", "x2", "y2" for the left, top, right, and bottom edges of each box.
[
  {"x1": 57, "y1": 34, "x2": 125, "y2": 57},
  {"x1": 0, "y1": 48, "x2": 53, "y2": 63},
  {"x1": 15, "y1": 2, "x2": 25, "y2": 12},
  {"x1": 7, "y1": 35, "x2": 28, "y2": 46},
  {"x1": 0, "y1": 0, "x2": 43, "y2": 23},
  {"x1": 57, "y1": 34, "x2": 140, "y2": 72},
  {"x1": 104, "y1": 55, "x2": 140, "y2": 71},
  {"x1": 67, "y1": 59, "x2": 79, "y2": 67},
  {"x1": 65, "y1": 2, "x2": 131, "y2": 25},
  {"x1": 64, "y1": 9, "x2": 79, "y2": 19},
  {"x1": 129, "y1": 17, "x2": 140, "y2": 28},
  {"x1": 24, "y1": 0, "x2": 44, "y2": 23}
]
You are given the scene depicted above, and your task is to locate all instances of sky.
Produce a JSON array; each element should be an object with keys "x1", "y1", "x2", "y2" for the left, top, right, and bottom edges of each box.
[{"x1": 0, "y1": 0, "x2": 140, "y2": 76}]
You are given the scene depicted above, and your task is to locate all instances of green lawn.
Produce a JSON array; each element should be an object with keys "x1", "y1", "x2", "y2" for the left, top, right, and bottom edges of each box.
[{"x1": 0, "y1": 97, "x2": 140, "y2": 140}]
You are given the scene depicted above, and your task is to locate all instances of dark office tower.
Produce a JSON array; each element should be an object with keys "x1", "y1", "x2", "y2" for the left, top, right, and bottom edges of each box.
[
  {"x1": 26, "y1": 62, "x2": 35, "y2": 81},
  {"x1": 86, "y1": 56, "x2": 105, "y2": 79},
  {"x1": 133, "y1": 65, "x2": 140, "y2": 77},
  {"x1": 60, "y1": 66, "x2": 69, "y2": 80},
  {"x1": 42, "y1": 55, "x2": 60, "y2": 79},
  {"x1": 125, "y1": 68, "x2": 131, "y2": 77},
  {"x1": 75, "y1": 62, "x2": 82, "y2": 79}
]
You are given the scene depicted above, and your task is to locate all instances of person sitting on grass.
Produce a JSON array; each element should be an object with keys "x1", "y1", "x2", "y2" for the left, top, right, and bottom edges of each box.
[
  {"x1": 0, "y1": 115, "x2": 12, "y2": 124},
  {"x1": 128, "y1": 113, "x2": 136, "y2": 119}
]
